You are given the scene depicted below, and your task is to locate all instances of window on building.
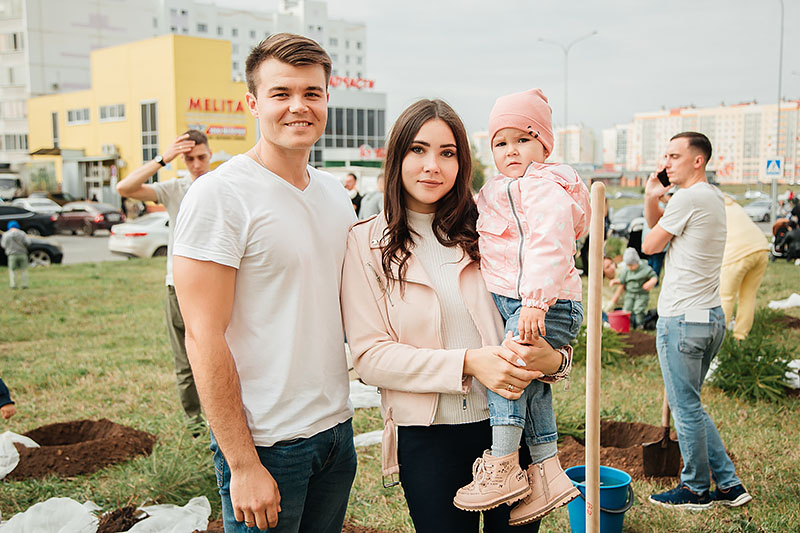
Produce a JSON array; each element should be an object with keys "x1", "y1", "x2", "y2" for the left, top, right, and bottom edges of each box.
[
  {"x1": 0, "y1": 100, "x2": 25, "y2": 119},
  {"x1": 356, "y1": 56, "x2": 362, "y2": 65},
  {"x1": 170, "y1": 8, "x2": 177, "y2": 15},
  {"x1": 356, "y1": 109, "x2": 365, "y2": 136},
  {"x1": 99, "y1": 104, "x2": 125, "y2": 122},
  {"x1": 141, "y1": 101, "x2": 159, "y2": 182},
  {"x1": 233, "y1": 61, "x2": 239, "y2": 71},
  {"x1": 368, "y1": 109, "x2": 375, "y2": 136},
  {"x1": 356, "y1": 41, "x2": 362, "y2": 50},
  {"x1": 170, "y1": 25, "x2": 177, "y2": 32},
  {"x1": 377, "y1": 110, "x2": 385, "y2": 136},
  {"x1": 0, "y1": 31, "x2": 24, "y2": 51},
  {"x1": 217, "y1": 26, "x2": 223, "y2": 36},
  {"x1": 345, "y1": 55, "x2": 350, "y2": 64},
  {"x1": 153, "y1": 17, "x2": 158, "y2": 28},
  {"x1": 250, "y1": 30, "x2": 256, "y2": 38},
  {"x1": 345, "y1": 40, "x2": 350, "y2": 48},
  {"x1": 346, "y1": 109, "x2": 354, "y2": 138},
  {"x1": 180, "y1": 9, "x2": 188, "y2": 15},
  {"x1": 332, "y1": 53, "x2": 338, "y2": 61},
  {"x1": 308, "y1": 25, "x2": 314, "y2": 31},
  {"x1": 231, "y1": 28, "x2": 238, "y2": 37},
  {"x1": 52, "y1": 112, "x2": 58, "y2": 148},
  {"x1": 232, "y1": 44, "x2": 239, "y2": 54},
  {"x1": 66, "y1": 108, "x2": 90, "y2": 124},
  {"x1": 197, "y1": 23, "x2": 207, "y2": 33},
  {"x1": 2, "y1": 133, "x2": 28, "y2": 151},
  {"x1": 332, "y1": 69, "x2": 338, "y2": 76},
  {"x1": 182, "y1": 27, "x2": 188, "y2": 34},
  {"x1": 329, "y1": 37, "x2": 338, "y2": 46}
]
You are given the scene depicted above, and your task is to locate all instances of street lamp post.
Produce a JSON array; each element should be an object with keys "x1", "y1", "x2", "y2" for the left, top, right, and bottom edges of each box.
[
  {"x1": 771, "y1": 0, "x2": 784, "y2": 225},
  {"x1": 538, "y1": 31, "x2": 598, "y2": 131}
]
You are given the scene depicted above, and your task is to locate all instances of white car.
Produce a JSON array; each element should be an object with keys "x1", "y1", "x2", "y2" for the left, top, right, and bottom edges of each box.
[
  {"x1": 108, "y1": 211, "x2": 169, "y2": 258},
  {"x1": 11, "y1": 197, "x2": 62, "y2": 215}
]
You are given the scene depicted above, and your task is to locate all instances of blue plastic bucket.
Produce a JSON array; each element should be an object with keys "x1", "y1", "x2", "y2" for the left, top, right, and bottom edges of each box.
[{"x1": 565, "y1": 465, "x2": 634, "y2": 533}]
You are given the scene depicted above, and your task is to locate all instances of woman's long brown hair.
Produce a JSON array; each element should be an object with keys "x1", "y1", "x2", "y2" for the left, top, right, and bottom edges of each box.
[{"x1": 380, "y1": 99, "x2": 479, "y2": 289}]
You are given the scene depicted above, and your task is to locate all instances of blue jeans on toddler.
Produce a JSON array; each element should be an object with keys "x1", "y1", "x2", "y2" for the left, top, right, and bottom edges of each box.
[
  {"x1": 487, "y1": 295, "x2": 582, "y2": 457},
  {"x1": 210, "y1": 419, "x2": 357, "y2": 532}
]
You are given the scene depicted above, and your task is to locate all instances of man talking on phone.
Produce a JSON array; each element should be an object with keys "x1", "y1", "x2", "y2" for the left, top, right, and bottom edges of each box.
[{"x1": 642, "y1": 132, "x2": 751, "y2": 510}]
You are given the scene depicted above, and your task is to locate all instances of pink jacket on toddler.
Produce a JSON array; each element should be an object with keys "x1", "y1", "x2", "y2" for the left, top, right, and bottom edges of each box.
[{"x1": 477, "y1": 161, "x2": 591, "y2": 311}]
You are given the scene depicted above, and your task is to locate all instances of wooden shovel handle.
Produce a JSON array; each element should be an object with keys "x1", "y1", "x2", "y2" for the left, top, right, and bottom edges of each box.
[{"x1": 661, "y1": 390, "x2": 671, "y2": 428}]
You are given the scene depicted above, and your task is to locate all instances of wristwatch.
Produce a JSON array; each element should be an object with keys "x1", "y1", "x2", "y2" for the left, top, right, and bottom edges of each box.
[{"x1": 154, "y1": 154, "x2": 167, "y2": 167}]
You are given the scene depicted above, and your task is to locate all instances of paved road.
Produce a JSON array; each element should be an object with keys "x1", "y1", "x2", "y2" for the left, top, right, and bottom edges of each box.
[
  {"x1": 49, "y1": 231, "x2": 128, "y2": 265},
  {"x1": 44, "y1": 220, "x2": 774, "y2": 266}
]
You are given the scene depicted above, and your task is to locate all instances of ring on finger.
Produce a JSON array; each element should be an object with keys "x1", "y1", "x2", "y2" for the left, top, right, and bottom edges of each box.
[{"x1": 507, "y1": 384, "x2": 514, "y2": 392}]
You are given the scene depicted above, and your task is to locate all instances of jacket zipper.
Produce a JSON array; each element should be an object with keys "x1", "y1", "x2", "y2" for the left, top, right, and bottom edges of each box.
[
  {"x1": 366, "y1": 261, "x2": 394, "y2": 307},
  {"x1": 506, "y1": 179, "x2": 525, "y2": 298}
]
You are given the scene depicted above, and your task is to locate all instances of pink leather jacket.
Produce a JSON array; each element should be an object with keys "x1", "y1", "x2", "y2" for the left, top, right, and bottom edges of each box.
[
  {"x1": 477, "y1": 162, "x2": 591, "y2": 311},
  {"x1": 341, "y1": 214, "x2": 572, "y2": 479}
]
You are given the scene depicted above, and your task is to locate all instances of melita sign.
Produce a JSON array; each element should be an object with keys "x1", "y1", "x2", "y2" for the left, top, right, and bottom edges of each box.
[{"x1": 188, "y1": 98, "x2": 245, "y2": 113}]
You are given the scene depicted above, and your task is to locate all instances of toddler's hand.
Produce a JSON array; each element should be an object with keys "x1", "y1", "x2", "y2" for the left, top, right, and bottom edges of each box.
[{"x1": 519, "y1": 306, "x2": 546, "y2": 343}]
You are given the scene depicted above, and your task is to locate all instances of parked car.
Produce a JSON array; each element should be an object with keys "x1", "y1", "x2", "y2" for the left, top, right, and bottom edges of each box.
[
  {"x1": 108, "y1": 212, "x2": 169, "y2": 258},
  {"x1": 0, "y1": 229, "x2": 64, "y2": 266},
  {"x1": 11, "y1": 197, "x2": 62, "y2": 215},
  {"x1": 29, "y1": 191, "x2": 81, "y2": 206},
  {"x1": 744, "y1": 190, "x2": 768, "y2": 200},
  {"x1": 612, "y1": 191, "x2": 642, "y2": 199},
  {"x1": 0, "y1": 174, "x2": 25, "y2": 201},
  {"x1": 0, "y1": 205, "x2": 58, "y2": 236},
  {"x1": 743, "y1": 199, "x2": 772, "y2": 222},
  {"x1": 55, "y1": 202, "x2": 125, "y2": 236},
  {"x1": 609, "y1": 204, "x2": 644, "y2": 237}
]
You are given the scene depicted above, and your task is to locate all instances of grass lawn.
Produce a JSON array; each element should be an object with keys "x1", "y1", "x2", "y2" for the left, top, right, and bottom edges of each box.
[{"x1": 1, "y1": 257, "x2": 799, "y2": 531}]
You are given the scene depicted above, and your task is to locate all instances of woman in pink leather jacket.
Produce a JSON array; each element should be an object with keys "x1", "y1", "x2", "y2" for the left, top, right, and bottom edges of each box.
[{"x1": 341, "y1": 99, "x2": 572, "y2": 533}]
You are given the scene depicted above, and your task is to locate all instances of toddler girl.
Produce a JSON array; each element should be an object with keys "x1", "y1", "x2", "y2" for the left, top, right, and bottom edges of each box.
[{"x1": 454, "y1": 89, "x2": 590, "y2": 526}]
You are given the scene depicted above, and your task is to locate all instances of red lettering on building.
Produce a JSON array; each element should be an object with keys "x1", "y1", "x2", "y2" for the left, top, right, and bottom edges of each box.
[
  {"x1": 329, "y1": 76, "x2": 376, "y2": 90},
  {"x1": 189, "y1": 97, "x2": 246, "y2": 113}
]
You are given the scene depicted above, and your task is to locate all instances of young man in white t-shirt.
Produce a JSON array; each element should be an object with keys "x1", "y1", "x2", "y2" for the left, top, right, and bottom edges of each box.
[
  {"x1": 642, "y1": 132, "x2": 751, "y2": 510},
  {"x1": 116, "y1": 130, "x2": 212, "y2": 429},
  {"x1": 173, "y1": 33, "x2": 357, "y2": 532}
]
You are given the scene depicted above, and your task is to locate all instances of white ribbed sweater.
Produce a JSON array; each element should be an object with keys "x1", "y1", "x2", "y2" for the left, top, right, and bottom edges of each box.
[{"x1": 406, "y1": 210, "x2": 489, "y2": 425}]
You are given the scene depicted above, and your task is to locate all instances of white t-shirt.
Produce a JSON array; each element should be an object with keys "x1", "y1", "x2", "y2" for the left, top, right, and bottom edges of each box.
[
  {"x1": 150, "y1": 176, "x2": 192, "y2": 286},
  {"x1": 657, "y1": 182, "x2": 726, "y2": 317},
  {"x1": 173, "y1": 154, "x2": 356, "y2": 446}
]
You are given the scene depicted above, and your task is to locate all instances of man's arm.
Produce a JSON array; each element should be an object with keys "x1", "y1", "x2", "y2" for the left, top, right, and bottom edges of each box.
[
  {"x1": 642, "y1": 225, "x2": 673, "y2": 255},
  {"x1": 173, "y1": 256, "x2": 281, "y2": 530},
  {"x1": 644, "y1": 172, "x2": 668, "y2": 230},
  {"x1": 116, "y1": 134, "x2": 196, "y2": 202}
]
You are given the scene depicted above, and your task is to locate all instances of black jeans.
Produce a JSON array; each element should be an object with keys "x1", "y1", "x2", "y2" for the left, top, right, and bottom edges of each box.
[{"x1": 397, "y1": 420, "x2": 541, "y2": 533}]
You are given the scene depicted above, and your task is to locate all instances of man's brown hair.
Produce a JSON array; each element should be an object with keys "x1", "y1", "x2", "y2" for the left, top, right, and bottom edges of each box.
[
  {"x1": 670, "y1": 131, "x2": 712, "y2": 166},
  {"x1": 245, "y1": 33, "x2": 332, "y2": 96},
  {"x1": 183, "y1": 129, "x2": 208, "y2": 147}
]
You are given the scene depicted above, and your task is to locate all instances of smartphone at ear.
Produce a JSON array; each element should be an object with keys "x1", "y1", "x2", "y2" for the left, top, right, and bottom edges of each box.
[{"x1": 657, "y1": 169, "x2": 670, "y2": 187}]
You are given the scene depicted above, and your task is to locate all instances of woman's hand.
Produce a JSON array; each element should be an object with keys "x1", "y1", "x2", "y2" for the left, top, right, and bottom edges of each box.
[
  {"x1": 502, "y1": 332, "x2": 563, "y2": 375},
  {"x1": 464, "y1": 345, "x2": 543, "y2": 400}
]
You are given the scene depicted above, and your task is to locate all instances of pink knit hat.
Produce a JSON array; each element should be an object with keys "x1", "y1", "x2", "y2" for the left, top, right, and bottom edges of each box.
[{"x1": 488, "y1": 88, "x2": 554, "y2": 156}]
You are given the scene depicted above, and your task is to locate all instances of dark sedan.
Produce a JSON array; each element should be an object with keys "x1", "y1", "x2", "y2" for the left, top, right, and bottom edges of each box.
[
  {"x1": 0, "y1": 205, "x2": 58, "y2": 236},
  {"x1": 56, "y1": 202, "x2": 126, "y2": 236},
  {"x1": 0, "y1": 230, "x2": 64, "y2": 266}
]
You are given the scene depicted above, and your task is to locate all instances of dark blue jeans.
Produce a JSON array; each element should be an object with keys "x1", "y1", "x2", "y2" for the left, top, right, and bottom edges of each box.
[
  {"x1": 487, "y1": 296, "x2": 582, "y2": 445},
  {"x1": 210, "y1": 419, "x2": 357, "y2": 532}
]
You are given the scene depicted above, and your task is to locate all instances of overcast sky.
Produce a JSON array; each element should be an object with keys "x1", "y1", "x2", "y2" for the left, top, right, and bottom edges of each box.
[{"x1": 226, "y1": 0, "x2": 800, "y2": 136}]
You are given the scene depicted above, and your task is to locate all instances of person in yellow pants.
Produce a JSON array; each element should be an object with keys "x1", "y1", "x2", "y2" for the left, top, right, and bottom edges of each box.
[{"x1": 720, "y1": 195, "x2": 770, "y2": 340}]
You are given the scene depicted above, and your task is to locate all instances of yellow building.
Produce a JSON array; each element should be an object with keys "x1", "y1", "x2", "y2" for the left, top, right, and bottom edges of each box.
[{"x1": 27, "y1": 34, "x2": 255, "y2": 203}]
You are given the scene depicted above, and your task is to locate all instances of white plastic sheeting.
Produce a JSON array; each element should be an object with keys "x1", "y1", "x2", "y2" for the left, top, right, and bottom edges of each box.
[
  {"x1": 768, "y1": 293, "x2": 800, "y2": 309},
  {"x1": 0, "y1": 431, "x2": 39, "y2": 480},
  {"x1": 0, "y1": 497, "x2": 210, "y2": 533},
  {"x1": 349, "y1": 380, "x2": 381, "y2": 409}
]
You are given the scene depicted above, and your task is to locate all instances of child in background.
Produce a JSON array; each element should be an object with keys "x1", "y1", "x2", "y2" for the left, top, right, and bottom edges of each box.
[
  {"x1": 454, "y1": 88, "x2": 590, "y2": 526},
  {"x1": 1, "y1": 221, "x2": 30, "y2": 289},
  {"x1": 609, "y1": 248, "x2": 658, "y2": 328}
]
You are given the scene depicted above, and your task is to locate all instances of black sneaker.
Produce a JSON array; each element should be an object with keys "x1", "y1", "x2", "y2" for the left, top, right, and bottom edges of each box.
[
  {"x1": 711, "y1": 484, "x2": 752, "y2": 507},
  {"x1": 648, "y1": 483, "x2": 712, "y2": 510}
]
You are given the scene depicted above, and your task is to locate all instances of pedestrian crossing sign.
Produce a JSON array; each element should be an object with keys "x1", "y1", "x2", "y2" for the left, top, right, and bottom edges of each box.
[{"x1": 766, "y1": 158, "x2": 783, "y2": 177}]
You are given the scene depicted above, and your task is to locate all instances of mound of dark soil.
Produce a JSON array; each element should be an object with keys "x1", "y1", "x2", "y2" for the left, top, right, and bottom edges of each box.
[
  {"x1": 194, "y1": 519, "x2": 392, "y2": 532},
  {"x1": 97, "y1": 505, "x2": 147, "y2": 533},
  {"x1": 9, "y1": 419, "x2": 156, "y2": 480},
  {"x1": 775, "y1": 313, "x2": 800, "y2": 329},
  {"x1": 559, "y1": 419, "x2": 738, "y2": 481},
  {"x1": 619, "y1": 330, "x2": 656, "y2": 357}
]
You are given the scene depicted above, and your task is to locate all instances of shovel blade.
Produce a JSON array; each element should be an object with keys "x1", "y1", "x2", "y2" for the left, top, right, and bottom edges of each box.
[{"x1": 642, "y1": 434, "x2": 681, "y2": 478}]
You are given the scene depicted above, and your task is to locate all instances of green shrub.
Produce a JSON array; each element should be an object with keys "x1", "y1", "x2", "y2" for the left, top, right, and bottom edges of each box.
[
  {"x1": 571, "y1": 324, "x2": 631, "y2": 368},
  {"x1": 710, "y1": 331, "x2": 793, "y2": 403},
  {"x1": 604, "y1": 236, "x2": 625, "y2": 259}
]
